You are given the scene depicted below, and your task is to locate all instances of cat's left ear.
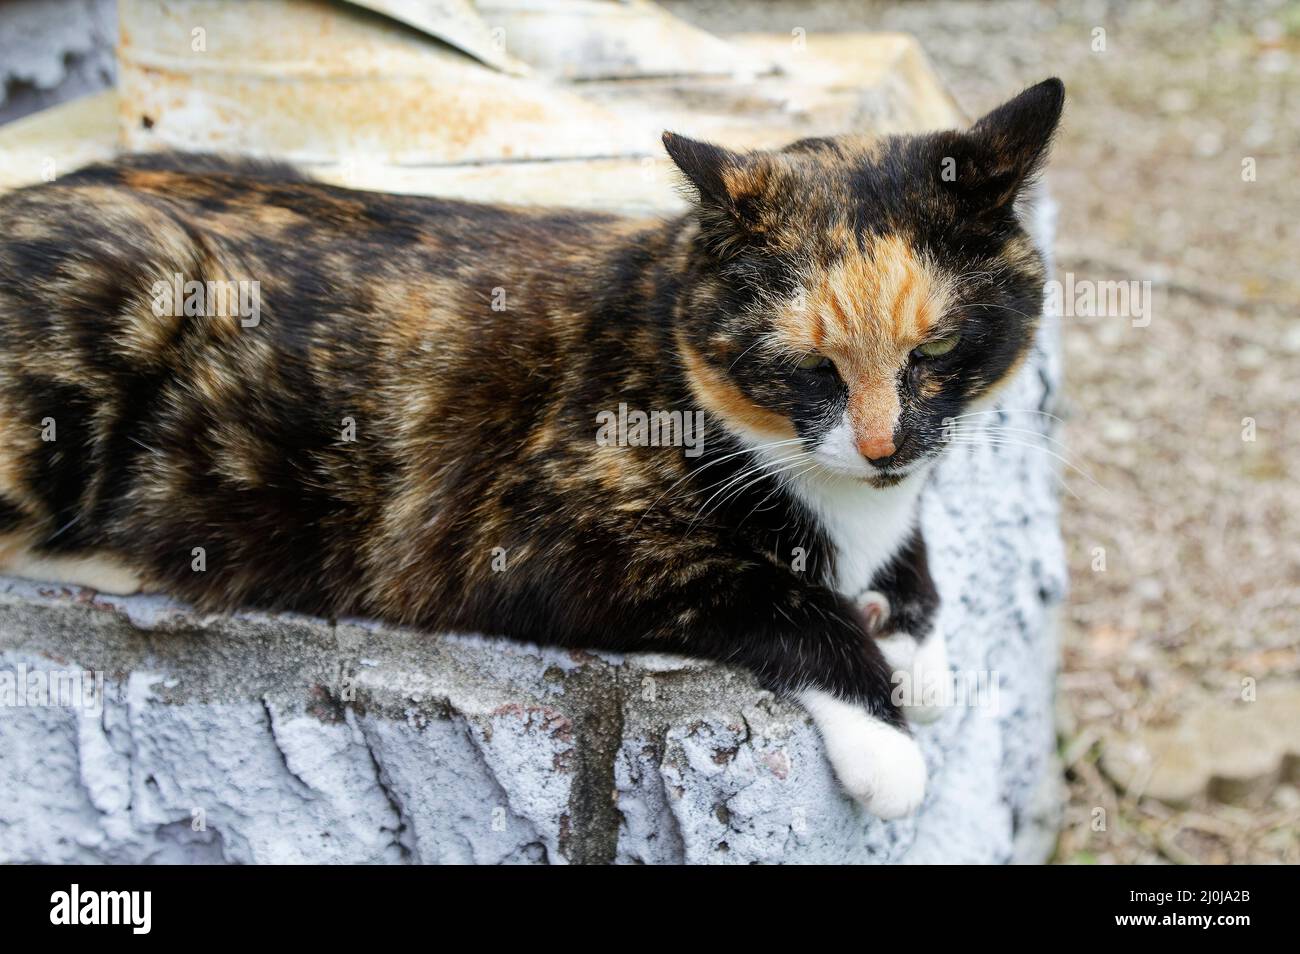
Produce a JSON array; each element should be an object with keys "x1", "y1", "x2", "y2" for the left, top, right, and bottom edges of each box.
[{"x1": 952, "y1": 78, "x2": 1065, "y2": 210}]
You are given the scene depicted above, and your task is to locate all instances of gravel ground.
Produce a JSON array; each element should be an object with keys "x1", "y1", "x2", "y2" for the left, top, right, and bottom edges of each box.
[{"x1": 665, "y1": 0, "x2": 1300, "y2": 864}]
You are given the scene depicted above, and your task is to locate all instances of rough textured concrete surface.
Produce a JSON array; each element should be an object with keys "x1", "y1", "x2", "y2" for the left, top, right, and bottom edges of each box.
[{"x1": 0, "y1": 195, "x2": 1065, "y2": 864}]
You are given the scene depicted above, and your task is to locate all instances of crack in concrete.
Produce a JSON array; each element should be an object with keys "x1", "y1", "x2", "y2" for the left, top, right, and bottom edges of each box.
[
  {"x1": 354, "y1": 713, "x2": 415, "y2": 864},
  {"x1": 260, "y1": 696, "x2": 316, "y2": 797}
]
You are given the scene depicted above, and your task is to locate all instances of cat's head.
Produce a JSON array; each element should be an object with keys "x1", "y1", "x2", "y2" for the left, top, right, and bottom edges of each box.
[{"x1": 664, "y1": 78, "x2": 1063, "y2": 486}]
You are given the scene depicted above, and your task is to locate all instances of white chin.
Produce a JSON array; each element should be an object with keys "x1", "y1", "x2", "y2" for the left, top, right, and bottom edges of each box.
[{"x1": 811, "y1": 454, "x2": 875, "y2": 481}]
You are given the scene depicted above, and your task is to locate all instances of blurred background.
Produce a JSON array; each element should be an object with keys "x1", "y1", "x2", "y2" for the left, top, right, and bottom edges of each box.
[{"x1": 2, "y1": 0, "x2": 1296, "y2": 863}]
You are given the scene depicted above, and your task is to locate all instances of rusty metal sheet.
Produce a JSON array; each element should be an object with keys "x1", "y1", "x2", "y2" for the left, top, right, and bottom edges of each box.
[
  {"x1": 117, "y1": 0, "x2": 647, "y2": 164},
  {"x1": 344, "y1": 0, "x2": 528, "y2": 74},
  {"x1": 729, "y1": 32, "x2": 968, "y2": 133},
  {"x1": 300, "y1": 31, "x2": 965, "y2": 211},
  {"x1": 3, "y1": 7, "x2": 965, "y2": 221},
  {"x1": 578, "y1": 32, "x2": 965, "y2": 152},
  {"x1": 474, "y1": 0, "x2": 772, "y2": 80}
]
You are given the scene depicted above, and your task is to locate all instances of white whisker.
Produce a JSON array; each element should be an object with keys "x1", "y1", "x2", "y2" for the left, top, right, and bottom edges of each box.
[
  {"x1": 942, "y1": 434, "x2": 1102, "y2": 491},
  {"x1": 633, "y1": 436, "x2": 806, "y2": 530},
  {"x1": 686, "y1": 453, "x2": 817, "y2": 533}
]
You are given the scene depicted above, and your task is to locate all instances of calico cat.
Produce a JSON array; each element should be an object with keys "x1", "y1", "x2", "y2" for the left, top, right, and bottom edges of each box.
[{"x1": 0, "y1": 78, "x2": 1063, "y2": 818}]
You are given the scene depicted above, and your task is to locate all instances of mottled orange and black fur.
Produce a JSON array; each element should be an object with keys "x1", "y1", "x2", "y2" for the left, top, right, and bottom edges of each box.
[{"x1": 0, "y1": 80, "x2": 1063, "y2": 815}]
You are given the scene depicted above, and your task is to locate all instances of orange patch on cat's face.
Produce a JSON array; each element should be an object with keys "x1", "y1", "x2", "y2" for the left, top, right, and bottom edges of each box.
[
  {"x1": 682, "y1": 235, "x2": 958, "y2": 452},
  {"x1": 780, "y1": 235, "x2": 953, "y2": 353},
  {"x1": 678, "y1": 333, "x2": 796, "y2": 441},
  {"x1": 779, "y1": 234, "x2": 956, "y2": 443}
]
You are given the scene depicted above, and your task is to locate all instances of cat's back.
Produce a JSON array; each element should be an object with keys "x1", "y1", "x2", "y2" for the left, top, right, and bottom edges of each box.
[
  {"x1": 0, "y1": 152, "x2": 626, "y2": 270},
  {"x1": 0, "y1": 155, "x2": 664, "y2": 615},
  {"x1": 0, "y1": 151, "x2": 654, "y2": 382}
]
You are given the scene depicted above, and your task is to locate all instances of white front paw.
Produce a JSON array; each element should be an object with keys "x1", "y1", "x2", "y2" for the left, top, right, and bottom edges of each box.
[
  {"x1": 799, "y1": 689, "x2": 927, "y2": 819},
  {"x1": 882, "y1": 629, "x2": 951, "y2": 724},
  {"x1": 907, "y1": 629, "x2": 952, "y2": 723},
  {"x1": 876, "y1": 632, "x2": 917, "y2": 672}
]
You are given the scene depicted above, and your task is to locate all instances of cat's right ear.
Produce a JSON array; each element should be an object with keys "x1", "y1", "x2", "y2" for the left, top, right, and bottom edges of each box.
[{"x1": 662, "y1": 132, "x2": 772, "y2": 249}]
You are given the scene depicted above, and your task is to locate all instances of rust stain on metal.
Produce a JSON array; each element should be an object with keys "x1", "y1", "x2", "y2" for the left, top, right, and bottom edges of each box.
[{"x1": 6, "y1": 1, "x2": 964, "y2": 213}]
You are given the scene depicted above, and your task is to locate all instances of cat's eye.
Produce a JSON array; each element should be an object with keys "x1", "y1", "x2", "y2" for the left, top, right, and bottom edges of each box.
[
  {"x1": 915, "y1": 336, "x2": 960, "y2": 358},
  {"x1": 794, "y1": 353, "x2": 833, "y2": 372}
]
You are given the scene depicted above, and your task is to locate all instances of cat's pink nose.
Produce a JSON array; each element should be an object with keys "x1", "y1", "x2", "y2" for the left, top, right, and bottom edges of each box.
[{"x1": 857, "y1": 434, "x2": 896, "y2": 461}]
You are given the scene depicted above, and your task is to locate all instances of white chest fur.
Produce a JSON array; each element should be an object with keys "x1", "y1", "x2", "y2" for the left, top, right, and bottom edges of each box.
[{"x1": 785, "y1": 467, "x2": 926, "y2": 598}]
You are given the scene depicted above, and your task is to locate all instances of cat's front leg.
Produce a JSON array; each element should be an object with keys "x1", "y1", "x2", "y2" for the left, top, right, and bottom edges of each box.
[
  {"x1": 796, "y1": 686, "x2": 927, "y2": 819},
  {"x1": 860, "y1": 529, "x2": 950, "y2": 724},
  {"x1": 750, "y1": 626, "x2": 927, "y2": 820},
  {"x1": 649, "y1": 562, "x2": 927, "y2": 819}
]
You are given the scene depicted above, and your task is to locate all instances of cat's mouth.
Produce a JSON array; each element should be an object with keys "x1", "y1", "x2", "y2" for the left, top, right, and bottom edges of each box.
[
  {"x1": 808, "y1": 452, "x2": 933, "y2": 489},
  {"x1": 864, "y1": 471, "x2": 909, "y2": 488}
]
